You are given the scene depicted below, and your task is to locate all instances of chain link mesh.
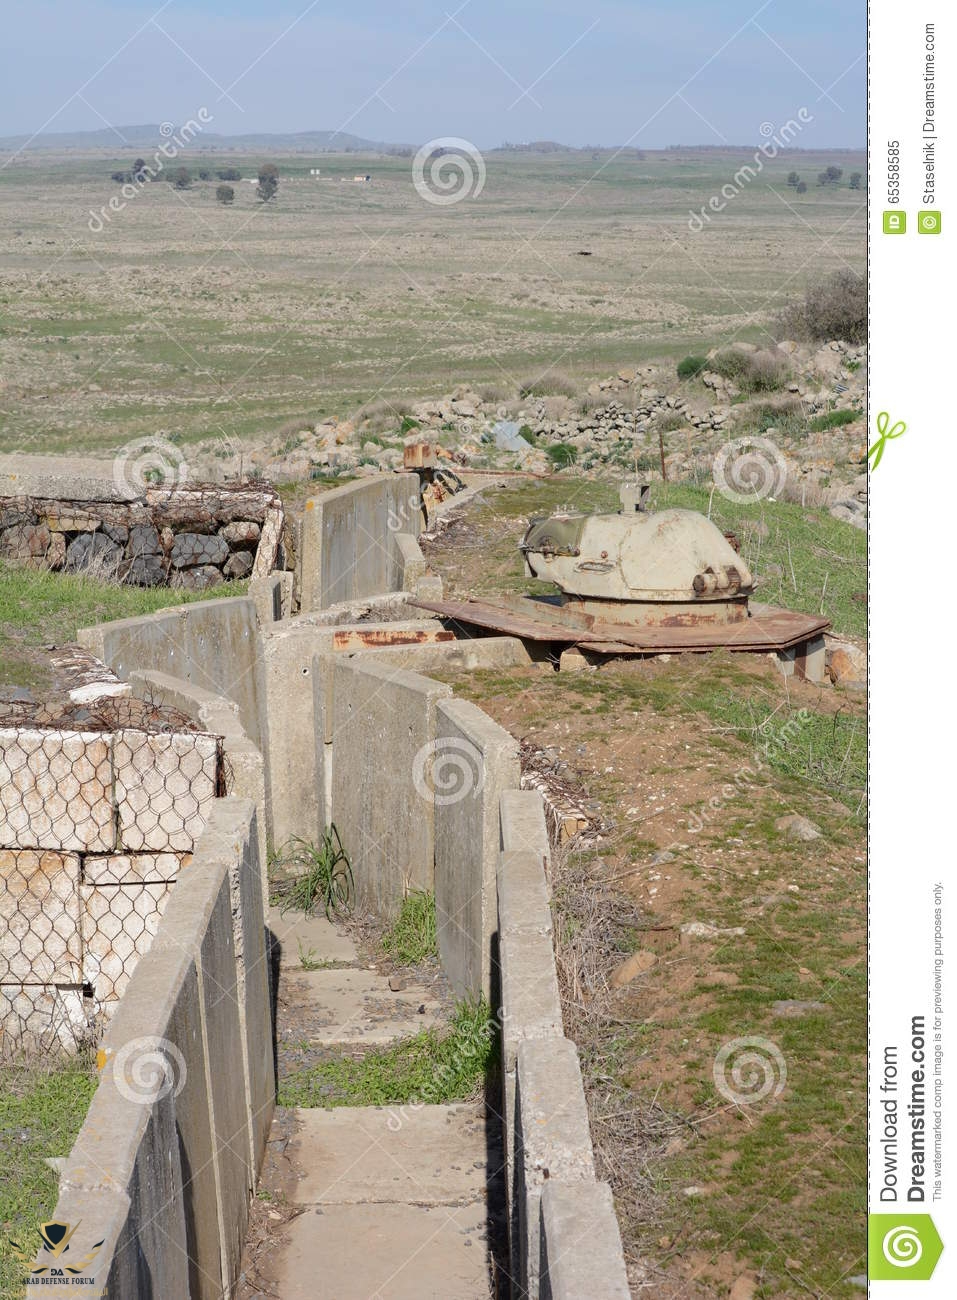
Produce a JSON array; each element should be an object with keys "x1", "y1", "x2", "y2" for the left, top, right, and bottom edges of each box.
[{"x1": 1, "y1": 723, "x2": 222, "y2": 1059}]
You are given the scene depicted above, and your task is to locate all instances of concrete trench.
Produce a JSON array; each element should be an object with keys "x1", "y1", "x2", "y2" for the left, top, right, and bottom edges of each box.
[{"x1": 243, "y1": 906, "x2": 508, "y2": 1300}]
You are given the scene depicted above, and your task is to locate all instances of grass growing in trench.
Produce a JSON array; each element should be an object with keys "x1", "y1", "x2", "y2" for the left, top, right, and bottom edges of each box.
[
  {"x1": 382, "y1": 891, "x2": 438, "y2": 964},
  {"x1": 0, "y1": 1055, "x2": 98, "y2": 1300},
  {"x1": 279, "y1": 998, "x2": 495, "y2": 1109}
]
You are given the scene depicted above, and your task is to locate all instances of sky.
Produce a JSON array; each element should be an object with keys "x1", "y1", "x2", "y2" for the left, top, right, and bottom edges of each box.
[{"x1": 2, "y1": 0, "x2": 866, "y2": 148}]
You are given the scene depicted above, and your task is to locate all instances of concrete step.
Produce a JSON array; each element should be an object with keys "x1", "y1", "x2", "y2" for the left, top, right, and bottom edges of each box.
[
  {"x1": 267, "y1": 904, "x2": 359, "y2": 967},
  {"x1": 280, "y1": 968, "x2": 443, "y2": 1045},
  {"x1": 273, "y1": 1104, "x2": 492, "y2": 1300}
]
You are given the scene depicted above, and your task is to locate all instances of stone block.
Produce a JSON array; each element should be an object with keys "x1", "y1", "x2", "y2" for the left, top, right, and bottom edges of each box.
[
  {"x1": 0, "y1": 849, "x2": 82, "y2": 982},
  {"x1": 433, "y1": 697, "x2": 520, "y2": 998},
  {"x1": 499, "y1": 926, "x2": 563, "y2": 1072},
  {"x1": 170, "y1": 531, "x2": 229, "y2": 568},
  {"x1": 498, "y1": 850, "x2": 552, "y2": 938},
  {"x1": 66, "y1": 531, "x2": 122, "y2": 573},
  {"x1": 81, "y1": 880, "x2": 173, "y2": 1005},
  {"x1": 114, "y1": 729, "x2": 218, "y2": 851},
  {"x1": 224, "y1": 549, "x2": 254, "y2": 580},
  {"x1": 516, "y1": 1038, "x2": 596, "y2": 1299},
  {"x1": 0, "y1": 728, "x2": 114, "y2": 852},
  {"x1": 539, "y1": 1181, "x2": 631, "y2": 1300},
  {"x1": 500, "y1": 789, "x2": 550, "y2": 865}
]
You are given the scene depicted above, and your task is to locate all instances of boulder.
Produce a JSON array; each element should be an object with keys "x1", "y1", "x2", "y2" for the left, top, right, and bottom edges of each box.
[
  {"x1": 1, "y1": 522, "x2": 51, "y2": 560},
  {"x1": 220, "y1": 520, "x2": 260, "y2": 546},
  {"x1": 170, "y1": 564, "x2": 223, "y2": 591},
  {"x1": 170, "y1": 531, "x2": 229, "y2": 568},
  {"x1": 65, "y1": 531, "x2": 121, "y2": 573},
  {"x1": 224, "y1": 550, "x2": 254, "y2": 580},
  {"x1": 122, "y1": 553, "x2": 165, "y2": 586},
  {"x1": 775, "y1": 814, "x2": 822, "y2": 842},
  {"x1": 126, "y1": 523, "x2": 161, "y2": 557}
]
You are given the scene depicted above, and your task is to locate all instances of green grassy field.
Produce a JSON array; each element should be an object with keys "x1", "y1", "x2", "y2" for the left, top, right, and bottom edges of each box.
[{"x1": 0, "y1": 148, "x2": 864, "y2": 457}]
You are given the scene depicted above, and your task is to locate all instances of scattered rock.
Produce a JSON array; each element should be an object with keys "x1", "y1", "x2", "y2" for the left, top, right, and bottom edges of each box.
[
  {"x1": 65, "y1": 531, "x2": 120, "y2": 573},
  {"x1": 681, "y1": 921, "x2": 745, "y2": 940},
  {"x1": 170, "y1": 564, "x2": 223, "y2": 591},
  {"x1": 388, "y1": 974, "x2": 405, "y2": 992},
  {"x1": 221, "y1": 520, "x2": 261, "y2": 546},
  {"x1": 224, "y1": 550, "x2": 254, "y2": 580},
  {"x1": 610, "y1": 950, "x2": 657, "y2": 987},
  {"x1": 170, "y1": 532, "x2": 229, "y2": 569},
  {"x1": 772, "y1": 999, "x2": 828, "y2": 1018},
  {"x1": 775, "y1": 814, "x2": 822, "y2": 842}
]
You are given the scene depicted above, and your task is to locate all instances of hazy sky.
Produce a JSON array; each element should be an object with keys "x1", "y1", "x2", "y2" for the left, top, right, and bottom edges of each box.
[{"x1": 4, "y1": 0, "x2": 865, "y2": 148}]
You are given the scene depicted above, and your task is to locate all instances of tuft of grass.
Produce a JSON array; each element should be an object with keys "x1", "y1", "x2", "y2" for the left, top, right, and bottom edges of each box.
[
  {"x1": 270, "y1": 826, "x2": 354, "y2": 919},
  {"x1": 382, "y1": 891, "x2": 438, "y2": 964},
  {"x1": 0, "y1": 1055, "x2": 98, "y2": 1298},
  {"x1": 808, "y1": 407, "x2": 860, "y2": 432},
  {"x1": 279, "y1": 998, "x2": 496, "y2": 1108},
  {"x1": 545, "y1": 442, "x2": 578, "y2": 469}
]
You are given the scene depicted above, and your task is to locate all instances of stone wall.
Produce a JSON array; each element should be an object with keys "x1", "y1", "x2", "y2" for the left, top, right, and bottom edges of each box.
[
  {"x1": 0, "y1": 720, "x2": 221, "y2": 1052},
  {"x1": 0, "y1": 483, "x2": 287, "y2": 590},
  {"x1": 25, "y1": 799, "x2": 273, "y2": 1300}
]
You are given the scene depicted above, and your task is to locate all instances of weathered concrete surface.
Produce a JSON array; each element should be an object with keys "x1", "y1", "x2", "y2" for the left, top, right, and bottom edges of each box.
[
  {"x1": 515, "y1": 1038, "x2": 596, "y2": 1300},
  {"x1": 290, "y1": 1104, "x2": 488, "y2": 1204},
  {"x1": 0, "y1": 453, "x2": 142, "y2": 502},
  {"x1": 114, "y1": 728, "x2": 218, "y2": 852},
  {"x1": 274, "y1": 1201, "x2": 489, "y2": 1300},
  {"x1": 272, "y1": 1104, "x2": 490, "y2": 1300},
  {"x1": 354, "y1": 634, "x2": 532, "y2": 675},
  {"x1": 267, "y1": 904, "x2": 358, "y2": 966},
  {"x1": 499, "y1": 925, "x2": 563, "y2": 1072},
  {"x1": 539, "y1": 1181, "x2": 631, "y2": 1300},
  {"x1": 498, "y1": 850, "x2": 552, "y2": 939},
  {"x1": 501, "y1": 788, "x2": 551, "y2": 868},
  {"x1": 77, "y1": 596, "x2": 266, "y2": 750},
  {"x1": 299, "y1": 473, "x2": 422, "y2": 612},
  {"x1": 0, "y1": 850, "x2": 82, "y2": 982},
  {"x1": 395, "y1": 530, "x2": 427, "y2": 590},
  {"x1": 433, "y1": 697, "x2": 520, "y2": 998},
  {"x1": 0, "y1": 728, "x2": 114, "y2": 851},
  {"x1": 282, "y1": 967, "x2": 442, "y2": 1045},
  {"x1": 24, "y1": 1184, "x2": 130, "y2": 1300},
  {"x1": 329, "y1": 658, "x2": 452, "y2": 916}
]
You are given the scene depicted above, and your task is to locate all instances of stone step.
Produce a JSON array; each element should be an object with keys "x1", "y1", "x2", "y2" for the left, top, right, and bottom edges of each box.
[
  {"x1": 272, "y1": 1104, "x2": 491, "y2": 1300},
  {"x1": 279, "y1": 968, "x2": 443, "y2": 1045},
  {"x1": 267, "y1": 904, "x2": 359, "y2": 967}
]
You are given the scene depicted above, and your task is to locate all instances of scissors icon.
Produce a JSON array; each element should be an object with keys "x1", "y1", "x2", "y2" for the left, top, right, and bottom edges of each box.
[{"x1": 868, "y1": 412, "x2": 906, "y2": 470}]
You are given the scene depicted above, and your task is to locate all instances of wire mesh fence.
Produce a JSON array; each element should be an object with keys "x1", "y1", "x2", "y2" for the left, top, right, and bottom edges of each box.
[{"x1": 1, "y1": 720, "x2": 222, "y2": 1060}]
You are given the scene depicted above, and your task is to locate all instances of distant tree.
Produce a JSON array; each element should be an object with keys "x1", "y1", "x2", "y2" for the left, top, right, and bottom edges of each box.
[
  {"x1": 849, "y1": 171, "x2": 862, "y2": 190},
  {"x1": 257, "y1": 162, "x2": 279, "y2": 202},
  {"x1": 786, "y1": 171, "x2": 800, "y2": 187},
  {"x1": 217, "y1": 168, "x2": 242, "y2": 182},
  {"x1": 824, "y1": 165, "x2": 843, "y2": 183},
  {"x1": 197, "y1": 168, "x2": 212, "y2": 181},
  {"x1": 796, "y1": 180, "x2": 808, "y2": 194},
  {"x1": 111, "y1": 170, "x2": 131, "y2": 184},
  {"x1": 171, "y1": 166, "x2": 192, "y2": 190},
  {"x1": 817, "y1": 171, "x2": 829, "y2": 186},
  {"x1": 216, "y1": 184, "x2": 235, "y2": 205},
  {"x1": 132, "y1": 157, "x2": 146, "y2": 181}
]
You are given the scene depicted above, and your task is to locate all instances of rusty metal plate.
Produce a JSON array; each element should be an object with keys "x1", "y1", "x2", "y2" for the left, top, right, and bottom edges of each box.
[
  {"x1": 411, "y1": 597, "x2": 829, "y2": 655},
  {"x1": 331, "y1": 627, "x2": 455, "y2": 651}
]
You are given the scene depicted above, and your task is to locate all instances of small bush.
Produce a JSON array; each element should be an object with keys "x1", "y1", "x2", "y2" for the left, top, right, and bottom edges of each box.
[
  {"x1": 383, "y1": 891, "x2": 437, "y2": 964},
  {"x1": 399, "y1": 415, "x2": 420, "y2": 434},
  {"x1": 808, "y1": 407, "x2": 860, "y2": 432},
  {"x1": 519, "y1": 424, "x2": 536, "y2": 444},
  {"x1": 655, "y1": 411, "x2": 687, "y2": 433},
  {"x1": 546, "y1": 442, "x2": 578, "y2": 468},
  {"x1": 519, "y1": 372, "x2": 579, "y2": 399},
  {"x1": 216, "y1": 184, "x2": 235, "y2": 205},
  {"x1": 677, "y1": 355, "x2": 708, "y2": 380},
  {"x1": 796, "y1": 181, "x2": 808, "y2": 194},
  {"x1": 804, "y1": 270, "x2": 866, "y2": 344},
  {"x1": 711, "y1": 347, "x2": 788, "y2": 392},
  {"x1": 217, "y1": 168, "x2": 242, "y2": 182}
]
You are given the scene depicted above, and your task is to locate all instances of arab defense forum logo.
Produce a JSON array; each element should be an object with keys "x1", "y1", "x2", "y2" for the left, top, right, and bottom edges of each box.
[
  {"x1": 868, "y1": 1213, "x2": 943, "y2": 1281},
  {"x1": 9, "y1": 1219, "x2": 104, "y2": 1280}
]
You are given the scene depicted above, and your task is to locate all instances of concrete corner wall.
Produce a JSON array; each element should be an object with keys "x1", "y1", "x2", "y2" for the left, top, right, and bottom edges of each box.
[
  {"x1": 539, "y1": 1181, "x2": 631, "y2": 1300},
  {"x1": 433, "y1": 698, "x2": 519, "y2": 998},
  {"x1": 299, "y1": 474, "x2": 421, "y2": 613},
  {"x1": 29, "y1": 799, "x2": 274, "y2": 1300},
  {"x1": 77, "y1": 596, "x2": 266, "y2": 752},
  {"x1": 329, "y1": 657, "x2": 451, "y2": 916}
]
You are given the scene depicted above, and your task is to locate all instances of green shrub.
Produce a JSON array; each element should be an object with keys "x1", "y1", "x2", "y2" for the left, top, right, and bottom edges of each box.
[
  {"x1": 270, "y1": 826, "x2": 354, "y2": 919},
  {"x1": 711, "y1": 348, "x2": 788, "y2": 393},
  {"x1": 399, "y1": 415, "x2": 420, "y2": 434},
  {"x1": 519, "y1": 424, "x2": 536, "y2": 444},
  {"x1": 778, "y1": 270, "x2": 866, "y2": 345},
  {"x1": 677, "y1": 354, "x2": 708, "y2": 380},
  {"x1": 546, "y1": 442, "x2": 578, "y2": 468},
  {"x1": 808, "y1": 408, "x2": 860, "y2": 432}
]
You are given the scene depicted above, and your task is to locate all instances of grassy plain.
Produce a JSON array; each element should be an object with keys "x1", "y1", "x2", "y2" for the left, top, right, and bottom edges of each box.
[{"x1": 0, "y1": 148, "x2": 864, "y2": 457}]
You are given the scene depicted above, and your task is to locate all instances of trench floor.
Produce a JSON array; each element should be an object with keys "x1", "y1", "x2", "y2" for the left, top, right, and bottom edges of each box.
[{"x1": 236, "y1": 907, "x2": 503, "y2": 1300}]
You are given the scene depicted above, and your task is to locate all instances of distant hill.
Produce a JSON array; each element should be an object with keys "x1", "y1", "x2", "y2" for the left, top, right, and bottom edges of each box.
[{"x1": 0, "y1": 124, "x2": 414, "y2": 154}]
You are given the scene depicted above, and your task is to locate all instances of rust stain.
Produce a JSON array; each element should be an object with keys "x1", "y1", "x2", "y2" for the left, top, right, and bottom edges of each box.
[{"x1": 331, "y1": 628, "x2": 455, "y2": 649}]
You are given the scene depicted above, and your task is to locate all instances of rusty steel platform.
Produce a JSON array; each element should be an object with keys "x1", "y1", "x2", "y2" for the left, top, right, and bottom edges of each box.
[{"x1": 412, "y1": 596, "x2": 830, "y2": 656}]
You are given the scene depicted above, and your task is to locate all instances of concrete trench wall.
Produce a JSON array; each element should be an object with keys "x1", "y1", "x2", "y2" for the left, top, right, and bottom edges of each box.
[{"x1": 25, "y1": 799, "x2": 274, "y2": 1300}]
